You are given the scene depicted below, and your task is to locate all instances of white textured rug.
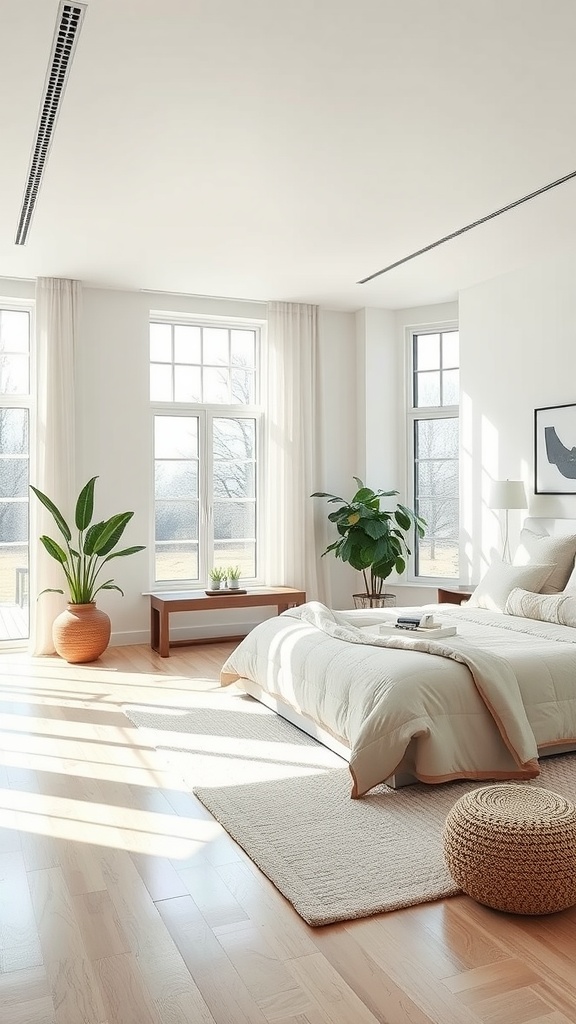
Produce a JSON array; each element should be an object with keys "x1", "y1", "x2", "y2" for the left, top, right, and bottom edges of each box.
[{"x1": 122, "y1": 691, "x2": 576, "y2": 926}]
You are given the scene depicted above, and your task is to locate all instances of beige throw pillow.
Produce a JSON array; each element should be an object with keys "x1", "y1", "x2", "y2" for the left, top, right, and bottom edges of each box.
[
  {"x1": 513, "y1": 529, "x2": 576, "y2": 593},
  {"x1": 505, "y1": 587, "x2": 576, "y2": 628},
  {"x1": 467, "y1": 560, "x2": 555, "y2": 613}
]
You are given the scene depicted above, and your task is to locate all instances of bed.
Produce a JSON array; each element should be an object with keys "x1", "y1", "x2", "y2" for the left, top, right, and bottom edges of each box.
[{"x1": 220, "y1": 518, "x2": 576, "y2": 797}]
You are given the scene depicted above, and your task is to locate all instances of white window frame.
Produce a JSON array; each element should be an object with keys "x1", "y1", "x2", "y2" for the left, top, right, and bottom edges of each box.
[
  {"x1": 149, "y1": 312, "x2": 265, "y2": 591},
  {"x1": 0, "y1": 297, "x2": 35, "y2": 648},
  {"x1": 405, "y1": 320, "x2": 459, "y2": 585}
]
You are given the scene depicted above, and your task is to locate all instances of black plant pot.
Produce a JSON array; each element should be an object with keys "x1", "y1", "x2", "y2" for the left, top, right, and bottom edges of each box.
[{"x1": 352, "y1": 593, "x2": 396, "y2": 609}]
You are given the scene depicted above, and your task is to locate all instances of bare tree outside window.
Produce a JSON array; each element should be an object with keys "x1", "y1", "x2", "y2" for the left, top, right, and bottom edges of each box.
[
  {"x1": 410, "y1": 329, "x2": 459, "y2": 580},
  {"x1": 414, "y1": 418, "x2": 459, "y2": 576}
]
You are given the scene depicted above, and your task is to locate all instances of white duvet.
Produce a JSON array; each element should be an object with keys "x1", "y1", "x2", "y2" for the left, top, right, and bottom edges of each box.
[{"x1": 220, "y1": 601, "x2": 576, "y2": 797}]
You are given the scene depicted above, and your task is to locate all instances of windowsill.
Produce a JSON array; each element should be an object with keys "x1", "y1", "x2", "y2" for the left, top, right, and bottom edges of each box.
[
  {"x1": 389, "y1": 580, "x2": 469, "y2": 590},
  {"x1": 142, "y1": 583, "x2": 264, "y2": 595}
]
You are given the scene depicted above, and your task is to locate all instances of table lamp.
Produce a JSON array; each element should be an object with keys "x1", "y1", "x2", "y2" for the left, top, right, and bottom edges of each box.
[{"x1": 488, "y1": 479, "x2": 528, "y2": 562}]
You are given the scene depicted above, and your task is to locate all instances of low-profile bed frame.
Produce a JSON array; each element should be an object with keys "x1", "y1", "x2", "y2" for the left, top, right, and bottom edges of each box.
[
  {"x1": 239, "y1": 677, "x2": 419, "y2": 787},
  {"x1": 237, "y1": 516, "x2": 576, "y2": 787}
]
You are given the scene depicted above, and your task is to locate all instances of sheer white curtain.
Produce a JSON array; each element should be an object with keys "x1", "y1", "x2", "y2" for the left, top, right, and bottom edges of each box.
[
  {"x1": 264, "y1": 302, "x2": 330, "y2": 604},
  {"x1": 31, "y1": 278, "x2": 81, "y2": 655}
]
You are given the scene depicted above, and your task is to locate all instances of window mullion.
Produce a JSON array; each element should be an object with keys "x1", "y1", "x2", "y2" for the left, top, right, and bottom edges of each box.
[{"x1": 199, "y1": 410, "x2": 211, "y2": 582}]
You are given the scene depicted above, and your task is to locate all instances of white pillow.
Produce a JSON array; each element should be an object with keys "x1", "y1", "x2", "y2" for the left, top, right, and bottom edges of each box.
[
  {"x1": 467, "y1": 560, "x2": 555, "y2": 613},
  {"x1": 505, "y1": 587, "x2": 576, "y2": 628},
  {"x1": 513, "y1": 529, "x2": 576, "y2": 594}
]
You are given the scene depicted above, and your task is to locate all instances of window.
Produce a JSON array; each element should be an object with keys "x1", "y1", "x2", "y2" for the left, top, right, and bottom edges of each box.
[
  {"x1": 0, "y1": 305, "x2": 32, "y2": 643},
  {"x1": 408, "y1": 328, "x2": 459, "y2": 580},
  {"x1": 150, "y1": 317, "x2": 262, "y2": 586}
]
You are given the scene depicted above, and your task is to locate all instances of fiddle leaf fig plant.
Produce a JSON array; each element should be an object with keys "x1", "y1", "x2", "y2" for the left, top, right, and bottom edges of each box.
[
  {"x1": 30, "y1": 476, "x2": 146, "y2": 604},
  {"x1": 311, "y1": 477, "x2": 426, "y2": 595}
]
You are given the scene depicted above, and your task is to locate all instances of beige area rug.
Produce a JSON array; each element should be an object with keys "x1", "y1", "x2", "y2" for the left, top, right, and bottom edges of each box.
[{"x1": 122, "y1": 690, "x2": 576, "y2": 927}]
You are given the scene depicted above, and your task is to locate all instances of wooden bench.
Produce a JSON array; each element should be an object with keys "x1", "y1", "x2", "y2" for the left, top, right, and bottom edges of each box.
[{"x1": 148, "y1": 586, "x2": 306, "y2": 657}]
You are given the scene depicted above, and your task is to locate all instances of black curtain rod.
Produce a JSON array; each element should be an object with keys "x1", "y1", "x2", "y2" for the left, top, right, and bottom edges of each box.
[{"x1": 358, "y1": 168, "x2": 576, "y2": 284}]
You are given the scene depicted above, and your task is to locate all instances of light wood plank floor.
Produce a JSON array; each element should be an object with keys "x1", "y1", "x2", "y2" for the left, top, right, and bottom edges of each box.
[{"x1": 1, "y1": 642, "x2": 576, "y2": 1024}]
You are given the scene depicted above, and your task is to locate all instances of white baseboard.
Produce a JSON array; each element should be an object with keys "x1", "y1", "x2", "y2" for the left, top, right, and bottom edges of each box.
[
  {"x1": 109, "y1": 630, "x2": 151, "y2": 647},
  {"x1": 109, "y1": 618, "x2": 257, "y2": 648}
]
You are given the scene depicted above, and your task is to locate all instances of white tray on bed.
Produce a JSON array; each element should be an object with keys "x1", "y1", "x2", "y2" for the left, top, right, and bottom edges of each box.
[{"x1": 377, "y1": 624, "x2": 457, "y2": 639}]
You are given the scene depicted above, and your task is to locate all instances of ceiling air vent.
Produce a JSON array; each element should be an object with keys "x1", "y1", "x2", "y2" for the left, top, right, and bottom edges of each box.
[{"x1": 15, "y1": 1, "x2": 87, "y2": 246}]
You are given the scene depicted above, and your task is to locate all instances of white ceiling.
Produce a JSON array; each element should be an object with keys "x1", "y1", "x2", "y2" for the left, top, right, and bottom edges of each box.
[{"x1": 2, "y1": 0, "x2": 576, "y2": 311}]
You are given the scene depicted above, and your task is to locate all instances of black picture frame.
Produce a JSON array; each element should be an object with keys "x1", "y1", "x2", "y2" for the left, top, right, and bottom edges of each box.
[{"x1": 535, "y1": 403, "x2": 576, "y2": 494}]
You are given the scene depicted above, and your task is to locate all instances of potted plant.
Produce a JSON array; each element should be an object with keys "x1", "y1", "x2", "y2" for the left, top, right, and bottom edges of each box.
[
  {"x1": 208, "y1": 566, "x2": 226, "y2": 590},
  {"x1": 30, "y1": 476, "x2": 145, "y2": 663},
  {"x1": 311, "y1": 477, "x2": 426, "y2": 607},
  {"x1": 226, "y1": 565, "x2": 242, "y2": 590}
]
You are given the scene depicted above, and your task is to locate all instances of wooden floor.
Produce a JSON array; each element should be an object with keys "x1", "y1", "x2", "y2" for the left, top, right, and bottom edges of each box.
[{"x1": 1, "y1": 644, "x2": 576, "y2": 1024}]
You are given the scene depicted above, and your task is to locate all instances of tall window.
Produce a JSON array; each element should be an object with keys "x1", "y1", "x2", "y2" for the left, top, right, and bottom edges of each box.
[
  {"x1": 409, "y1": 328, "x2": 459, "y2": 580},
  {"x1": 0, "y1": 305, "x2": 32, "y2": 643},
  {"x1": 150, "y1": 317, "x2": 262, "y2": 586}
]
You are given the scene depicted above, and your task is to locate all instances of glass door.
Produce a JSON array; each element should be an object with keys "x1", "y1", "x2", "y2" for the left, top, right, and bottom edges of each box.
[{"x1": 0, "y1": 308, "x2": 31, "y2": 644}]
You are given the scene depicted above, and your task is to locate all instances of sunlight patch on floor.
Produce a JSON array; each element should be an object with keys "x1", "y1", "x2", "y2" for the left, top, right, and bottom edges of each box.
[
  {"x1": 0, "y1": 748, "x2": 190, "y2": 789},
  {"x1": 0, "y1": 787, "x2": 221, "y2": 856}
]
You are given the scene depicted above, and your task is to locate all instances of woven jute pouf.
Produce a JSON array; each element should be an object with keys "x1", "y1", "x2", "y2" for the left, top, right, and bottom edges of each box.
[{"x1": 442, "y1": 785, "x2": 576, "y2": 915}]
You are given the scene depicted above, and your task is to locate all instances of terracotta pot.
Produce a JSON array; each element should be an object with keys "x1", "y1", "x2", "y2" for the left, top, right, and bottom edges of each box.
[{"x1": 52, "y1": 603, "x2": 111, "y2": 664}]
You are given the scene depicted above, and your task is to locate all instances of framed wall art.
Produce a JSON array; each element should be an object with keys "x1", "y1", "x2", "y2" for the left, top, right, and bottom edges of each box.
[{"x1": 534, "y1": 403, "x2": 576, "y2": 494}]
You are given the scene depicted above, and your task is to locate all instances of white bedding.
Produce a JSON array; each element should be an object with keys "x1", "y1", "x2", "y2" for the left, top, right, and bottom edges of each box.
[{"x1": 220, "y1": 601, "x2": 576, "y2": 797}]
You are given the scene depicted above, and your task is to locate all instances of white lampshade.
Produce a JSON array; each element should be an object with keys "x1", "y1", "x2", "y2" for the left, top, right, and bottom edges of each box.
[{"x1": 488, "y1": 479, "x2": 528, "y2": 510}]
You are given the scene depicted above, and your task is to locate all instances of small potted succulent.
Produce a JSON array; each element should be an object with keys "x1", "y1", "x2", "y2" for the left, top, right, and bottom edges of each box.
[
  {"x1": 226, "y1": 565, "x2": 242, "y2": 590},
  {"x1": 208, "y1": 566, "x2": 226, "y2": 590}
]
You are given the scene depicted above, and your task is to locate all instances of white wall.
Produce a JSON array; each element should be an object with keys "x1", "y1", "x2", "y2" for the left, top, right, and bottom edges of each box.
[
  {"x1": 460, "y1": 249, "x2": 576, "y2": 582},
  {"x1": 0, "y1": 279, "x2": 35, "y2": 301}
]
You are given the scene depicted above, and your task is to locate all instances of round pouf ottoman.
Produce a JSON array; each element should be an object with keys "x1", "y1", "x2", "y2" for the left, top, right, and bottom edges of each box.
[{"x1": 442, "y1": 785, "x2": 576, "y2": 915}]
